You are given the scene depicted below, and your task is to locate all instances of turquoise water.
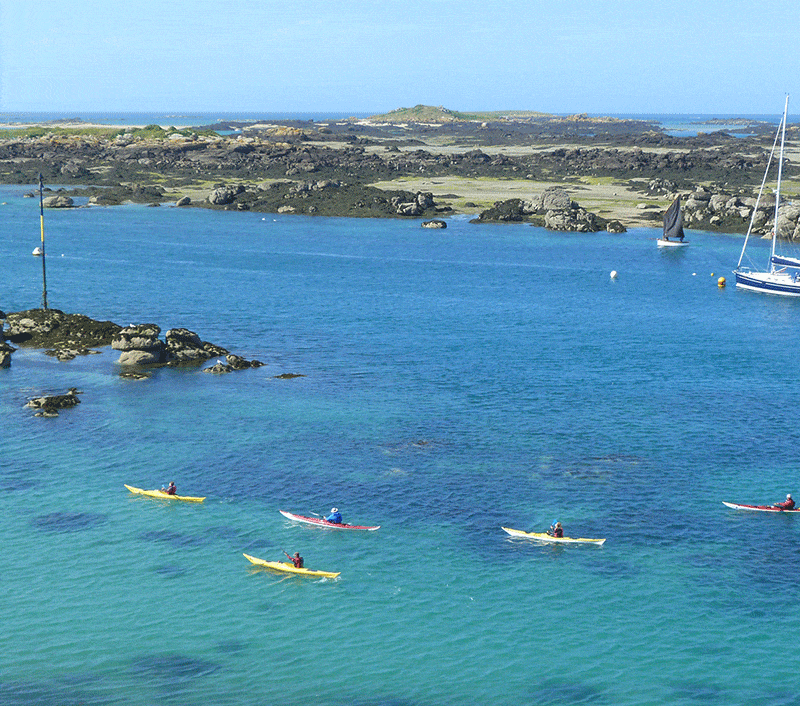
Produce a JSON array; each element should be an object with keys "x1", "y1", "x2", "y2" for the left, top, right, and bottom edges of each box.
[{"x1": 2, "y1": 187, "x2": 800, "y2": 705}]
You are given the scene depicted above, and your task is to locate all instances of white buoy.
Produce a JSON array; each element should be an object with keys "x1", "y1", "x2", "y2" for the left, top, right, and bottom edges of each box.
[{"x1": 610, "y1": 270, "x2": 618, "y2": 279}]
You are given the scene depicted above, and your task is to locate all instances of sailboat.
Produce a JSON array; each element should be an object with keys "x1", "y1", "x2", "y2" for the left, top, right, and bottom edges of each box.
[
  {"x1": 657, "y1": 196, "x2": 688, "y2": 247},
  {"x1": 734, "y1": 96, "x2": 800, "y2": 296}
]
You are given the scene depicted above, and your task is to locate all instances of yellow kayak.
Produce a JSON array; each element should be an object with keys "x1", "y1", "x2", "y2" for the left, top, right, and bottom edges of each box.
[
  {"x1": 502, "y1": 526, "x2": 606, "y2": 545},
  {"x1": 243, "y1": 553, "x2": 340, "y2": 579},
  {"x1": 124, "y1": 484, "x2": 206, "y2": 503}
]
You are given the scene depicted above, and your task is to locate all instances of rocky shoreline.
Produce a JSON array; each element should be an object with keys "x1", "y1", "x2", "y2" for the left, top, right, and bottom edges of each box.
[{"x1": 1, "y1": 109, "x2": 798, "y2": 234}]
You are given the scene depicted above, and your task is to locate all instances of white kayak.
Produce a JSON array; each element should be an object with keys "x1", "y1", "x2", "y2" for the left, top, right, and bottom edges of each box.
[
  {"x1": 501, "y1": 526, "x2": 606, "y2": 545},
  {"x1": 722, "y1": 501, "x2": 800, "y2": 513}
]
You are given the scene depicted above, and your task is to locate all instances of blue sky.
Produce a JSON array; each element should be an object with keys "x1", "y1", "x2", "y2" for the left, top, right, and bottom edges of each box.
[{"x1": 1, "y1": 0, "x2": 798, "y2": 115}]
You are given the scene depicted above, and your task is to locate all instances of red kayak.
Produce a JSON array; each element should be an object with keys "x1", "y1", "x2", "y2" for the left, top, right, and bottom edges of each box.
[
  {"x1": 722, "y1": 501, "x2": 800, "y2": 513},
  {"x1": 279, "y1": 509, "x2": 380, "y2": 531}
]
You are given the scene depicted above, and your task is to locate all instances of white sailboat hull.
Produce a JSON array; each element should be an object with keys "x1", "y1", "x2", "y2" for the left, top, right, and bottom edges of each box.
[
  {"x1": 657, "y1": 238, "x2": 689, "y2": 248},
  {"x1": 734, "y1": 97, "x2": 798, "y2": 298},
  {"x1": 734, "y1": 269, "x2": 800, "y2": 297}
]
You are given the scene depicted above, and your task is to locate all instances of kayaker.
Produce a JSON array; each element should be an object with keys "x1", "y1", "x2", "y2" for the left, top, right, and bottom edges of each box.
[
  {"x1": 285, "y1": 551, "x2": 304, "y2": 568},
  {"x1": 324, "y1": 507, "x2": 343, "y2": 524},
  {"x1": 548, "y1": 519, "x2": 563, "y2": 537},
  {"x1": 774, "y1": 493, "x2": 795, "y2": 510},
  {"x1": 162, "y1": 481, "x2": 177, "y2": 495}
]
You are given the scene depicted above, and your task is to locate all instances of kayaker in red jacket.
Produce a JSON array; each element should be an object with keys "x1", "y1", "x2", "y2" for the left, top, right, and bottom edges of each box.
[
  {"x1": 548, "y1": 521, "x2": 563, "y2": 537},
  {"x1": 284, "y1": 551, "x2": 303, "y2": 568},
  {"x1": 162, "y1": 482, "x2": 177, "y2": 495},
  {"x1": 774, "y1": 494, "x2": 795, "y2": 510}
]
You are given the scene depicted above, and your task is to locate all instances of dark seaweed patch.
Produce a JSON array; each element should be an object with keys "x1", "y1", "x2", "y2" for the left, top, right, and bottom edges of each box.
[
  {"x1": 203, "y1": 525, "x2": 247, "y2": 546},
  {"x1": 137, "y1": 530, "x2": 205, "y2": 548},
  {"x1": 529, "y1": 679, "x2": 608, "y2": 705},
  {"x1": 213, "y1": 640, "x2": 247, "y2": 655},
  {"x1": 129, "y1": 653, "x2": 219, "y2": 684},
  {"x1": 0, "y1": 675, "x2": 110, "y2": 706},
  {"x1": 152, "y1": 564, "x2": 186, "y2": 579},
  {"x1": 669, "y1": 681, "x2": 724, "y2": 703},
  {"x1": 32, "y1": 512, "x2": 106, "y2": 533}
]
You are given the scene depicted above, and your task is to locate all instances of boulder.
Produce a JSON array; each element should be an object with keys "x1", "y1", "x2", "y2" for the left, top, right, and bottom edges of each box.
[
  {"x1": 421, "y1": 219, "x2": 447, "y2": 229},
  {"x1": 175, "y1": 196, "x2": 191, "y2": 206},
  {"x1": 208, "y1": 184, "x2": 245, "y2": 205},
  {"x1": 118, "y1": 349, "x2": 162, "y2": 366},
  {"x1": 42, "y1": 195, "x2": 74, "y2": 209},
  {"x1": 164, "y1": 327, "x2": 227, "y2": 364},
  {"x1": 112, "y1": 324, "x2": 162, "y2": 351},
  {"x1": 540, "y1": 187, "x2": 573, "y2": 211},
  {"x1": 544, "y1": 207, "x2": 603, "y2": 233}
]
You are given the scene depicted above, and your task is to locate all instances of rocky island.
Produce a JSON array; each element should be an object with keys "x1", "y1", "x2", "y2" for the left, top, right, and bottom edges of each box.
[
  {"x1": 1, "y1": 105, "x2": 798, "y2": 235},
  {"x1": 0, "y1": 308, "x2": 264, "y2": 378}
]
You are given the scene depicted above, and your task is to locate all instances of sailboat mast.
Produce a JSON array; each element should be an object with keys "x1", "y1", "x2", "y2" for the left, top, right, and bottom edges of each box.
[
  {"x1": 38, "y1": 173, "x2": 48, "y2": 310},
  {"x1": 770, "y1": 95, "x2": 789, "y2": 269},
  {"x1": 736, "y1": 112, "x2": 782, "y2": 269}
]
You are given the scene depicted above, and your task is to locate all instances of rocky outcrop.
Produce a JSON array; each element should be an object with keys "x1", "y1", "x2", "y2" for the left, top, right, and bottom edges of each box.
[
  {"x1": 112, "y1": 324, "x2": 229, "y2": 366},
  {"x1": 112, "y1": 324, "x2": 164, "y2": 365},
  {"x1": 421, "y1": 219, "x2": 447, "y2": 228},
  {"x1": 543, "y1": 206, "x2": 607, "y2": 233},
  {"x1": 164, "y1": 327, "x2": 228, "y2": 365},
  {"x1": 651, "y1": 181, "x2": 800, "y2": 238},
  {"x1": 392, "y1": 192, "x2": 435, "y2": 216},
  {"x1": 474, "y1": 187, "x2": 623, "y2": 232},
  {"x1": 4, "y1": 309, "x2": 122, "y2": 348},
  {"x1": 44, "y1": 347, "x2": 101, "y2": 362},
  {"x1": 208, "y1": 184, "x2": 245, "y2": 205},
  {"x1": 202, "y1": 353, "x2": 264, "y2": 374},
  {"x1": 26, "y1": 388, "x2": 82, "y2": 416}
]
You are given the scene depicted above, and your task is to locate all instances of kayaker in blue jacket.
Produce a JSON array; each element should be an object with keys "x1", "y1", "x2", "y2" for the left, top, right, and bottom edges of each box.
[{"x1": 324, "y1": 508, "x2": 342, "y2": 524}]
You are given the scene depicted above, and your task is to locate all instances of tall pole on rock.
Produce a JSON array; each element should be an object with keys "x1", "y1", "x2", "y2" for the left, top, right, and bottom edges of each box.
[{"x1": 38, "y1": 173, "x2": 48, "y2": 310}]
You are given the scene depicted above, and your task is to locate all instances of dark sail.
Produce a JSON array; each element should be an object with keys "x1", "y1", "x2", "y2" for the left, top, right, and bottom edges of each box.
[{"x1": 663, "y1": 196, "x2": 684, "y2": 241}]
